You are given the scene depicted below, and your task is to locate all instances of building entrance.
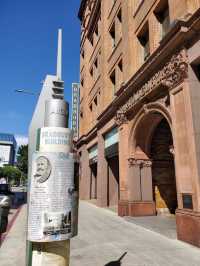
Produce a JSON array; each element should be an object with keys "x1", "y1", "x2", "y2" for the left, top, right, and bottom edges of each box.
[
  {"x1": 90, "y1": 163, "x2": 97, "y2": 199},
  {"x1": 150, "y1": 119, "x2": 177, "y2": 215}
]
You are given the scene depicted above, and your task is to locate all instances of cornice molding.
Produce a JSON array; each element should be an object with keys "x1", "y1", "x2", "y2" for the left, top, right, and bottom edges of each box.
[{"x1": 115, "y1": 50, "x2": 188, "y2": 126}]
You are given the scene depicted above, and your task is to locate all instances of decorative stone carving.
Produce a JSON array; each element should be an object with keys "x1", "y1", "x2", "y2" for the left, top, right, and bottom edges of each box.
[
  {"x1": 156, "y1": 94, "x2": 170, "y2": 107},
  {"x1": 143, "y1": 104, "x2": 150, "y2": 114},
  {"x1": 115, "y1": 50, "x2": 188, "y2": 125},
  {"x1": 128, "y1": 158, "x2": 152, "y2": 168},
  {"x1": 115, "y1": 111, "x2": 128, "y2": 126}
]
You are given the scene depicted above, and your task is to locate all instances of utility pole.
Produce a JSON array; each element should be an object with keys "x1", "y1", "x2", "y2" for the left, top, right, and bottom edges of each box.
[{"x1": 27, "y1": 29, "x2": 78, "y2": 266}]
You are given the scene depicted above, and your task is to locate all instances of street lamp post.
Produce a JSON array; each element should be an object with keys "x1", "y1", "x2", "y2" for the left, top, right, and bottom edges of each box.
[{"x1": 15, "y1": 89, "x2": 40, "y2": 96}]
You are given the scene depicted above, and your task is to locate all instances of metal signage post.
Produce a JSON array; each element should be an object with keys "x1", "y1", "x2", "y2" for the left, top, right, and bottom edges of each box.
[
  {"x1": 26, "y1": 29, "x2": 78, "y2": 266},
  {"x1": 28, "y1": 99, "x2": 78, "y2": 266}
]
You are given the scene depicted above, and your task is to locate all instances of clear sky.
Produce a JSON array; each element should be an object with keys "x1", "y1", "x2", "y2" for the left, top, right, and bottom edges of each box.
[{"x1": 0, "y1": 0, "x2": 80, "y2": 145}]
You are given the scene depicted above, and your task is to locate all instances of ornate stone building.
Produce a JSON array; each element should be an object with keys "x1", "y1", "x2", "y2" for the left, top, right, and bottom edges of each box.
[{"x1": 77, "y1": 0, "x2": 200, "y2": 247}]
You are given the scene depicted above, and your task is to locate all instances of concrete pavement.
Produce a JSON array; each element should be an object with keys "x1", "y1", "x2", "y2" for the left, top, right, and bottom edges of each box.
[
  {"x1": 0, "y1": 204, "x2": 26, "y2": 266},
  {"x1": 71, "y1": 201, "x2": 200, "y2": 266},
  {"x1": 1, "y1": 201, "x2": 200, "y2": 266}
]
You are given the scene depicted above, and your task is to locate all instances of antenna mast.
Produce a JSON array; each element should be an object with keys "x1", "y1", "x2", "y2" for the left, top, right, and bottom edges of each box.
[{"x1": 57, "y1": 28, "x2": 62, "y2": 80}]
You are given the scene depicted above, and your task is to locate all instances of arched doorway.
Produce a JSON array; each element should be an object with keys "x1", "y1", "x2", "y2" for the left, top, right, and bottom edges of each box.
[{"x1": 150, "y1": 118, "x2": 177, "y2": 215}]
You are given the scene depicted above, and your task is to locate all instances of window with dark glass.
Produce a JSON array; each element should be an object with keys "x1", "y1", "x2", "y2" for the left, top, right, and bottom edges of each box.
[
  {"x1": 117, "y1": 8, "x2": 122, "y2": 23},
  {"x1": 138, "y1": 25, "x2": 150, "y2": 61},
  {"x1": 110, "y1": 69, "x2": 116, "y2": 94},
  {"x1": 94, "y1": 96, "x2": 98, "y2": 106},
  {"x1": 109, "y1": 22, "x2": 116, "y2": 49},
  {"x1": 118, "y1": 59, "x2": 123, "y2": 72}
]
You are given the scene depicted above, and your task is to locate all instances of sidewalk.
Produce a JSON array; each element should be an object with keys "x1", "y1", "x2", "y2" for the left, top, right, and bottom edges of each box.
[
  {"x1": 70, "y1": 201, "x2": 200, "y2": 266},
  {"x1": 0, "y1": 204, "x2": 26, "y2": 266},
  {"x1": 1, "y1": 202, "x2": 200, "y2": 266}
]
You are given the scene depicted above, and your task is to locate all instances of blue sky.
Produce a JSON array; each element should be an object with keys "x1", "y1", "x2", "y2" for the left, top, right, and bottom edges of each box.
[{"x1": 0, "y1": 0, "x2": 80, "y2": 145}]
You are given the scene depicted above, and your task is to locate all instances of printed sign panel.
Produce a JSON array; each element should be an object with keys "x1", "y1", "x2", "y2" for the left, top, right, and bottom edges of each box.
[
  {"x1": 71, "y1": 83, "x2": 80, "y2": 139},
  {"x1": 28, "y1": 152, "x2": 78, "y2": 242},
  {"x1": 40, "y1": 127, "x2": 72, "y2": 153},
  {"x1": 0, "y1": 145, "x2": 11, "y2": 166}
]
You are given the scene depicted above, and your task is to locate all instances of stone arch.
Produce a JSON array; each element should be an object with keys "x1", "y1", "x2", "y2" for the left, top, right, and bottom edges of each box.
[
  {"x1": 128, "y1": 103, "x2": 172, "y2": 158},
  {"x1": 128, "y1": 103, "x2": 177, "y2": 215}
]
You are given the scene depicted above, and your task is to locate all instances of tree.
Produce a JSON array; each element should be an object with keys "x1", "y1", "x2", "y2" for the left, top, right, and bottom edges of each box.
[
  {"x1": 2, "y1": 165, "x2": 21, "y2": 185},
  {"x1": 17, "y1": 145, "x2": 28, "y2": 176},
  {"x1": 0, "y1": 167, "x2": 4, "y2": 178}
]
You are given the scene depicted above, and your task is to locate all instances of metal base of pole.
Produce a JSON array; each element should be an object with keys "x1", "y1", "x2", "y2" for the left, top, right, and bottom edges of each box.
[{"x1": 31, "y1": 240, "x2": 70, "y2": 266}]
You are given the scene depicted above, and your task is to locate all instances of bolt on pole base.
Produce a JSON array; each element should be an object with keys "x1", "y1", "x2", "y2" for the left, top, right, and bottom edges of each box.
[{"x1": 32, "y1": 240, "x2": 70, "y2": 266}]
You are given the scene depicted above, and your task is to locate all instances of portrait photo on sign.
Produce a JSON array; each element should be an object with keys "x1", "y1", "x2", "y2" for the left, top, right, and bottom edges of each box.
[
  {"x1": 34, "y1": 156, "x2": 52, "y2": 183},
  {"x1": 42, "y1": 211, "x2": 72, "y2": 236}
]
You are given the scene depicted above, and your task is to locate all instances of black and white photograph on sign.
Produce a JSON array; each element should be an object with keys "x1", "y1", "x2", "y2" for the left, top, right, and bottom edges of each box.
[
  {"x1": 34, "y1": 156, "x2": 52, "y2": 183},
  {"x1": 43, "y1": 211, "x2": 72, "y2": 236}
]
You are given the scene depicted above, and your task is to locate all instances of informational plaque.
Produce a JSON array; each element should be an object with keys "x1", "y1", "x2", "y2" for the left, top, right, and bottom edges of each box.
[
  {"x1": 40, "y1": 127, "x2": 72, "y2": 153},
  {"x1": 28, "y1": 152, "x2": 78, "y2": 242}
]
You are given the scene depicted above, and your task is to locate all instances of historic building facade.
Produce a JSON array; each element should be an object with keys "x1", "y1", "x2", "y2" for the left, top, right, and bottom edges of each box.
[{"x1": 77, "y1": 0, "x2": 200, "y2": 247}]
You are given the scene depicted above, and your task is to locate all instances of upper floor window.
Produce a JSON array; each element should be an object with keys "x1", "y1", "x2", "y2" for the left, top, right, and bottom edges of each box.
[
  {"x1": 109, "y1": 22, "x2": 116, "y2": 49},
  {"x1": 90, "y1": 55, "x2": 100, "y2": 82},
  {"x1": 94, "y1": 23, "x2": 99, "y2": 37},
  {"x1": 110, "y1": 69, "x2": 116, "y2": 95},
  {"x1": 81, "y1": 78, "x2": 84, "y2": 87},
  {"x1": 138, "y1": 24, "x2": 150, "y2": 62},
  {"x1": 81, "y1": 49, "x2": 85, "y2": 59},
  {"x1": 154, "y1": 0, "x2": 170, "y2": 39},
  {"x1": 117, "y1": 8, "x2": 122, "y2": 23},
  {"x1": 94, "y1": 96, "x2": 98, "y2": 106},
  {"x1": 117, "y1": 59, "x2": 123, "y2": 87}
]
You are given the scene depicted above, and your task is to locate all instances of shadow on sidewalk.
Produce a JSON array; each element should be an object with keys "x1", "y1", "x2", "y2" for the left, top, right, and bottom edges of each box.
[{"x1": 104, "y1": 252, "x2": 127, "y2": 266}]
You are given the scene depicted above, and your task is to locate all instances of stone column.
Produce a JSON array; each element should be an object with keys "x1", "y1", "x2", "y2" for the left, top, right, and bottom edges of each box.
[
  {"x1": 79, "y1": 144, "x2": 91, "y2": 200},
  {"x1": 128, "y1": 159, "x2": 156, "y2": 216},
  {"x1": 97, "y1": 132, "x2": 108, "y2": 207},
  {"x1": 170, "y1": 71, "x2": 200, "y2": 247},
  {"x1": 118, "y1": 123, "x2": 129, "y2": 216}
]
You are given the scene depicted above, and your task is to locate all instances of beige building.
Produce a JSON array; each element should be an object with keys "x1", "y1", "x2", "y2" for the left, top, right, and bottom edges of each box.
[{"x1": 77, "y1": 0, "x2": 200, "y2": 247}]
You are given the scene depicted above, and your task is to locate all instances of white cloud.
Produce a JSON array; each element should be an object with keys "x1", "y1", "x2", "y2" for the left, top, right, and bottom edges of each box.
[{"x1": 15, "y1": 135, "x2": 28, "y2": 147}]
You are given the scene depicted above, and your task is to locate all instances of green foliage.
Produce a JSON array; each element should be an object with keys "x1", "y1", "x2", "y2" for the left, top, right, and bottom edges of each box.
[
  {"x1": 17, "y1": 145, "x2": 28, "y2": 176},
  {"x1": 0, "y1": 167, "x2": 4, "y2": 178},
  {"x1": 1, "y1": 165, "x2": 21, "y2": 185}
]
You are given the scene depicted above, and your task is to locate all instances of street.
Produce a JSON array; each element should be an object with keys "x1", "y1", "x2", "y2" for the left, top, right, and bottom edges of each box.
[{"x1": 1, "y1": 201, "x2": 200, "y2": 266}]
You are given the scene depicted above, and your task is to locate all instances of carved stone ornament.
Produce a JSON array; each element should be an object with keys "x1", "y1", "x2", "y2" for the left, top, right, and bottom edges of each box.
[
  {"x1": 115, "y1": 50, "x2": 188, "y2": 125},
  {"x1": 128, "y1": 158, "x2": 152, "y2": 168},
  {"x1": 115, "y1": 111, "x2": 128, "y2": 126}
]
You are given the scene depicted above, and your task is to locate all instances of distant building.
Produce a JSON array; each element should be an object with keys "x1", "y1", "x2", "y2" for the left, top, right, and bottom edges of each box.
[
  {"x1": 0, "y1": 133, "x2": 17, "y2": 167},
  {"x1": 71, "y1": 83, "x2": 80, "y2": 140}
]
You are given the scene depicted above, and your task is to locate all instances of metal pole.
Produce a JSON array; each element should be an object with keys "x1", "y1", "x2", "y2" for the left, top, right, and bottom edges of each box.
[{"x1": 28, "y1": 99, "x2": 72, "y2": 266}]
